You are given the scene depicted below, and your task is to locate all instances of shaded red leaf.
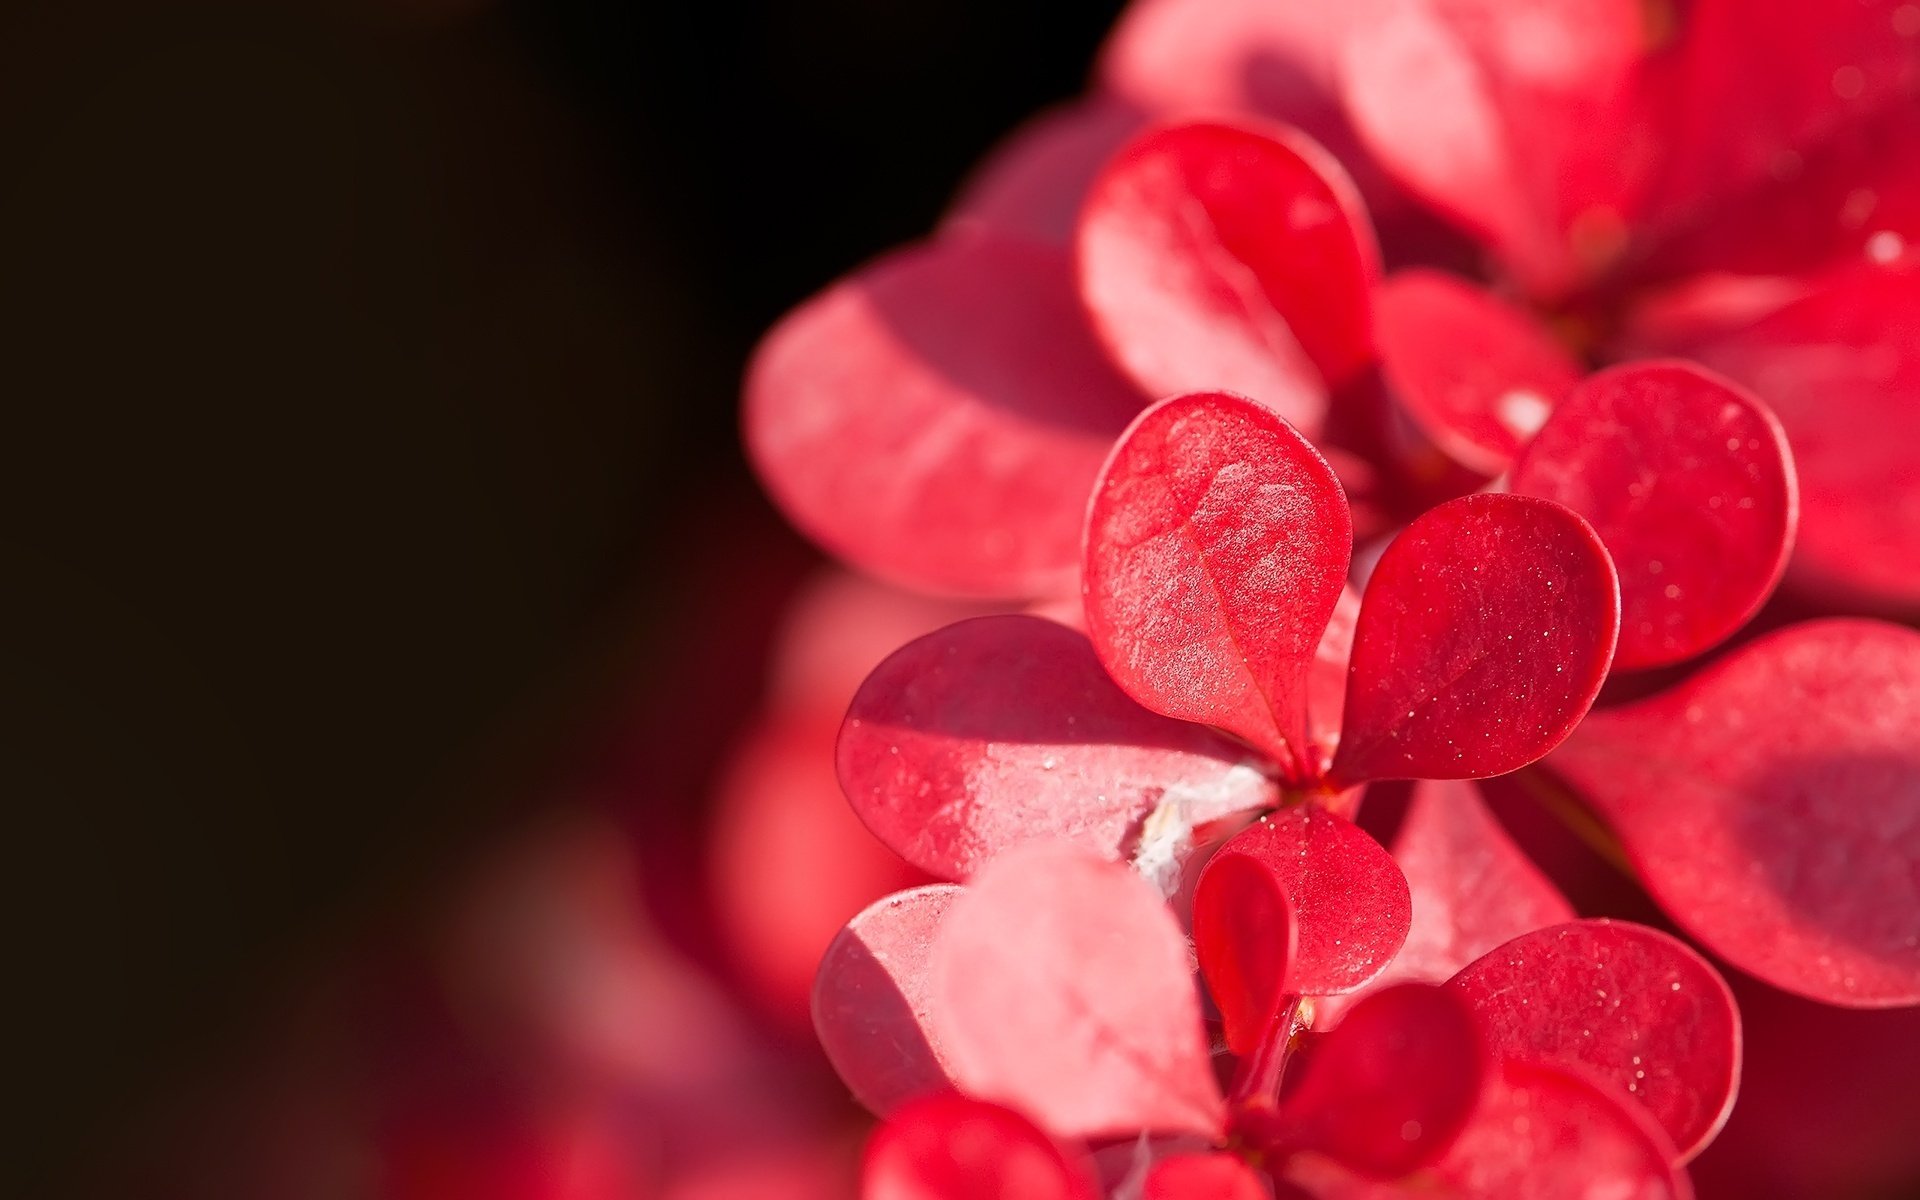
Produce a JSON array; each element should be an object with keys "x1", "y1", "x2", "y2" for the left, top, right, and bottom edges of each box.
[
  {"x1": 1082, "y1": 392, "x2": 1352, "y2": 782},
  {"x1": 1142, "y1": 1152, "x2": 1269, "y2": 1200},
  {"x1": 839, "y1": 615, "x2": 1276, "y2": 881},
  {"x1": 813, "y1": 885, "x2": 963, "y2": 1116},
  {"x1": 862, "y1": 1094, "x2": 1100, "y2": 1200},
  {"x1": 1307, "y1": 586, "x2": 1363, "y2": 769},
  {"x1": 1330, "y1": 493, "x2": 1620, "y2": 786},
  {"x1": 944, "y1": 98, "x2": 1143, "y2": 248},
  {"x1": 1075, "y1": 120, "x2": 1379, "y2": 429},
  {"x1": 744, "y1": 234, "x2": 1144, "y2": 598},
  {"x1": 1212, "y1": 807, "x2": 1411, "y2": 996},
  {"x1": 1449, "y1": 920, "x2": 1741, "y2": 1162},
  {"x1": 1374, "y1": 269, "x2": 1582, "y2": 476},
  {"x1": 1193, "y1": 848, "x2": 1298, "y2": 1055},
  {"x1": 1508, "y1": 361, "x2": 1797, "y2": 670},
  {"x1": 931, "y1": 842, "x2": 1226, "y2": 1140},
  {"x1": 1551, "y1": 619, "x2": 1920, "y2": 1007}
]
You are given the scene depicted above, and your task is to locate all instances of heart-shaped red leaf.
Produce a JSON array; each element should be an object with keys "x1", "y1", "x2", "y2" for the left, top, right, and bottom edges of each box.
[
  {"x1": 1550, "y1": 619, "x2": 1920, "y2": 1007},
  {"x1": 931, "y1": 842, "x2": 1226, "y2": 1140},
  {"x1": 1509, "y1": 361, "x2": 1797, "y2": 671},
  {"x1": 840, "y1": 615, "x2": 1276, "y2": 881},
  {"x1": 1082, "y1": 392, "x2": 1352, "y2": 782},
  {"x1": 813, "y1": 885, "x2": 962, "y2": 1116},
  {"x1": 1075, "y1": 120, "x2": 1379, "y2": 430},
  {"x1": 1449, "y1": 920, "x2": 1741, "y2": 1162},
  {"x1": 744, "y1": 234, "x2": 1144, "y2": 598},
  {"x1": 943, "y1": 98, "x2": 1143, "y2": 248},
  {"x1": 1211, "y1": 807, "x2": 1412, "y2": 996},
  {"x1": 1142, "y1": 1152, "x2": 1269, "y2": 1200},
  {"x1": 1375, "y1": 269, "x2": 1582, "y2": 476},
  {"x1": 1193, "y1": 848, "x2": 1298, "y2": 1055},
  {"x1": 862, "y1": 1094, "x2": 1100, "y2": 1200},
  {"x1": 1331, "y1": 493, "x2": 1620, "y2": 786}
]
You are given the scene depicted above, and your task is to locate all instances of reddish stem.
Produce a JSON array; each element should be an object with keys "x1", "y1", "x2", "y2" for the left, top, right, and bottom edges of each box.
[{"x1": 1227, "y1": 996, "x2": 1304, "y2": 1111}]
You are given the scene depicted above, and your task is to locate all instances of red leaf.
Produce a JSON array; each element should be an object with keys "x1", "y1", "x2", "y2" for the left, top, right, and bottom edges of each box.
[
  {"x1": 930, "y1": 842, "x2": 1226, "y2": 1140},
  {"x1": 1330, "y1": 493, "x2": 1620, "y2": 786},
  {"x1": 813, "y1": 885, "x2": 963, "y2": 1116},
  {"x1": 839, "y1": 615, "x2": 1276, "y2": 881},
  {"x1": 1550, "y1": 619, "x2": 1920, "y2": 1007},
  {"x1": 1082, "y1": 392, "x2": 1353, "y2": 781},
  {"x1": 862, "y1": 1094, "x2": 1100, "y2": 1200},
  {"x1": 1211, "y1": 807, "x2": 1412, "y2": 996},
  {"x1": 1449, "y1": 920, "x2": 1741, "y2": 1162},
  {"x1": 1142, "y1": 1153, "x2": 1269, "y2": 1200},
  {"x1": 943, "y1": 98, "x2": 1143, "y2": 248},
  {"x1": 1075, "y1": 120, "x2": 1379, "y2": 430},
  {"x1": 744, "y1": 234, "x2": 1144, "y2": 598},
  {"x1": 1269, "y1": 983, "x2": 1487, "y2": 1179},
  {"x1": 1374, "y1": 269, "x2": 1582, "y2": 476},
  {"x1": 1508, "y1": 361, "x2": 1797, "y2": 671},
  {"x1": 1307, "y1": 586, "x2": 1363, "y2": 769},
  {"x1": 1193, "y1": 848, "x2": 1298, "y2": 1055}
]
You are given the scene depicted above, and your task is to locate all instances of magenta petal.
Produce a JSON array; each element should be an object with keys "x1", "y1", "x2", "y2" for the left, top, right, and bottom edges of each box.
[
  {"x1": 862, "y1": 1094, "x2": 1100, "y2": 1200},
  {"x1": 1551, "y1": 619, "x2": 1920, "y2": 1008},
  {"x1": 944, "y1": 98, "x2": 1144, "y2": 248},
  {"x1": 1509, "y1": 361, "x2": 1798, "y2": 670},
  {"x1": 1083, "y1": 392, "x2": 1353, "y2": 781},
  {"x1": 1213, "y1": 807, "x2": 1412, "y2": 996},
  {"x1": 1331, "y1": 494, "x2": 1620, "y2": 786},
  {"x1": 1449, "y1": 920, "x2": 1741, "y2": 1162},
  {"x1": 1193, "y1": 849, "x2": 1297, "y2": 1055},
  {"x1": 1374, "y1": 269, "x2": 1583, "y2": 476},
  {"x1": 931, "y1": 842, "x2": 1227, "y2": 1140},
  {"x1": 839, "y1": 615, "x2": 1276, "y2": 881},
  {"x1": 1141, "y1": 1153, "x2": 1269, "y2": 1200},
  {"x1": 1075, "y1": 120, "x2": 1379, "y2": 428},
  {"x1": 813, "y1": 885, "x2": 963, "y2": 1116},
  {"x1": 744, "y1": 234, "x2": 1145, "y2": 598}
]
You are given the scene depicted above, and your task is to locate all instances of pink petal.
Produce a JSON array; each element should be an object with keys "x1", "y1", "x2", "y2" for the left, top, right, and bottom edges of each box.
[
  {"x1": 1448, "y1": 920, "x2": 1741, "y2": 1163},
  {"x1": 1142, "y1": 1153, "x2": 1269, "y2": 1200},
  {"x1": 1550, "y1": 618, "x2": 1920, "y2": 1007},
  {"x1": 1211, "y1": 807, "x2": 1412, "y2": 996},
  {"x1": 813, "y1": 885, "x2": 963, "y2": 1116},
  {"x1": 1508, "y1": 361, "x2": 1798, "y2": 671},
  {"x1": 1330, "y1": 494, "x2": 1620, "y2": 786},
  {"x1": 744, "y1": 234, "x2": 1145, "y2": 598},
  {"x1": 839, "y1": 615, "x2": 1277, "y2": 881},
  {"x1": 943, "y1": 98, "x2": 1144, "y2": 248},
  {"x1": 1082, "y1": 392, "x2": 1353, "y2": 781},
  {"x1": 861, "y1": 1094, "x2": 1100, "y2": 1200},
  {"x1": 931, "y1": 843, "x2": 1227, "y2": 1140},
  {"x1": 1075, "y1": 120, "x2": 1379, "y2": 429},
  {"x1": 1374, "y1": 269, "x2": 1583, "y2": 476},
  {"x1": 1193, "y1": 847, "x2": 1297, "y2": 1055}
]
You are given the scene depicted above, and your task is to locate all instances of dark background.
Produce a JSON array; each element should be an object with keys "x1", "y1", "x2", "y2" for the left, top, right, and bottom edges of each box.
[{"x1": 3, "y1": 0, "x2": 1121, "y2": 1192}]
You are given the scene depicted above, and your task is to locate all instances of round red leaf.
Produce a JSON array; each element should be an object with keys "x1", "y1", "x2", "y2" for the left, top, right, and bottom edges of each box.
[
  {"x1": 944, "y1": 98, "x2": 1143, "y2": 248},
  {"x1": 862, "y1": 1094, "x2": 1100, "y2": 1200},
  {"x1": 1142, "y1": 1152, "x2": 1269, "y2": 1200},
  {"x1": 1449, "y1": 920, "x2": 1741, "y2": 1162},
  {"x1": 839, "y1": 615, "x2": 1276, "y2": 881},
  {"x1": 813, "y1": 885, "x2": 963, "y2": 1116},
  {"x1": 931, "y1": 842, "x2": 1227, "y2": 1140},
  {"x1": 1193, "y1": 849, "x2": 1298, "y2": 1056},
  {"x1": 1551, "y1": 619, "x2": 1920, "y2": 1007},
  {"x1": 1331, "y1": 493, "x2": 1620, "y2": 786},
  {"x1": 1075, "y1": 120, "x2": 1379, "y2": 429},
  {"x1": 744, "y1": 234, "x2": 1144, "y2": 598},
  {"x1": 1082, "y1": 392, "x2": 1352, "y2": 782},
  {"x1": 1509, "y1": 361, "x2": 1797, "y2": 671}
]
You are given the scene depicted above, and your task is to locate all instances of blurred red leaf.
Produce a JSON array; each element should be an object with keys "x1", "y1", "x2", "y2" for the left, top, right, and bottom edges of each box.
[{"x1": 862, "y1": 1094, "x2": 1100, "y2": 1200}]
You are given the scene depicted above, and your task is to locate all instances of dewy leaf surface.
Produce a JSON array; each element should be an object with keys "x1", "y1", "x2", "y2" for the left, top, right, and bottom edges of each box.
[
  {"x1": 1448, "y1": 920, "x2": 1741, "y2": 1162},
  {"x1": 930, "y1": 843, "x2": 1226, "y2": 1140},
  {"x1": 744, "y1": 233, "x2": 1145, "y2": 598},
  {"x1": 1192, "y1": 849, "x2": 1297, "y2": 1056},
  {"x1": 839, "y1": 615, "x2": 1276, "y2": 881},
  {"x1": 862, "y1": 1094, "x2": 1100, "y2": 1200},
  {"x1": 1083, "y1": 392, "x2": 1352, "y2": 781},
  {"x1": 1331, "y1": 493, "x2": 1619, "y2": 786},
  {"x1": 1510, "y1": 361, "x2": 1796, "y2": 671},
  {"x1": 1551, "y1": 619, "x2": 1920, "y2": 1007}
]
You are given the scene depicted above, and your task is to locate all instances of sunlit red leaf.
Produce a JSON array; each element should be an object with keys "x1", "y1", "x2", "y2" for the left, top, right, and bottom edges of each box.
[
  {"x1": 1075, "y1": 120, "x2": 1379, "y2": 429},
  {"x1": 1193, "y1": 848, "x2": 1297, "y2": 1055},
  {"x1": 1551, "y1": 619, "x2": 1920, "y2": 1007},
  {"x1": 1330, "y1": 493, "x2": 1620, "y2": 786},
  {"x1": 1508, "y1": 361, "x2": 1797, "y2": 670},
  {"x1": 944, "y1": 98, "x2": 1143, "y2": 247},
  {"x1": 744, "y1": 234, "x2": 1144, "y2": 598},
  {"x1": 1373, "y1": 269, "x2": 1581, "y2": 476},
  {"x1": 813, "y1": 886, "x2": 962, "y2": 1116},
  {"x1": 931, "y1": 843, "x2": 1226, "y2": 1140},
  {"x1": 862, "y1": 1094, "x2": 1100, "y2": 1200},
  {"x1": 1449, "y1": 920, "x2": 1741, "y2": 1162},
  {"x1": 1142, "y1": 1152, "x2": 1270, "y2": 1200},
  {"x1": 839, "y1": 615, "x2": 1275, "y2": 880},
  {"x1": 1082, "y1": 392, "x2": 1352, "y2": 781}
]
